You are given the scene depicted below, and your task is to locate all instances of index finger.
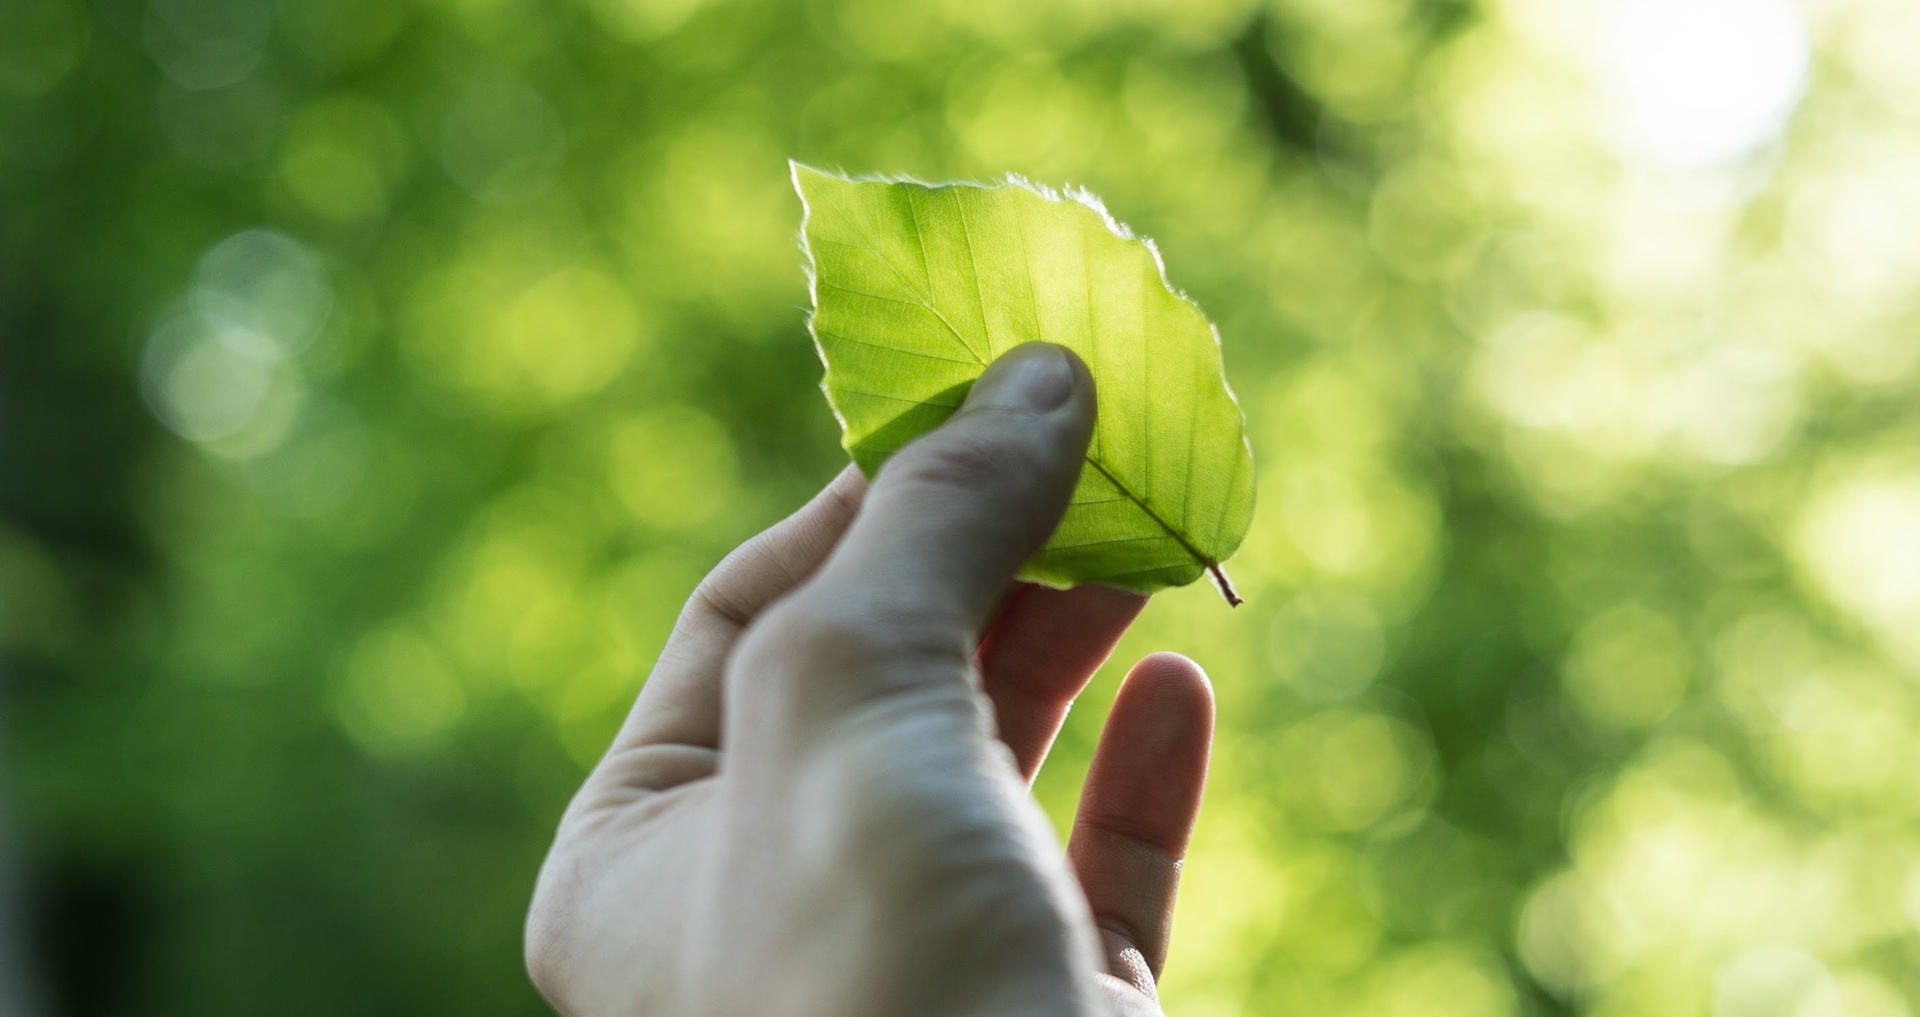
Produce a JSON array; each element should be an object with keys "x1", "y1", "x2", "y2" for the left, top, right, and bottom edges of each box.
[{"x1": 605, "y1": 466, "x2": 864, "y2": 761}]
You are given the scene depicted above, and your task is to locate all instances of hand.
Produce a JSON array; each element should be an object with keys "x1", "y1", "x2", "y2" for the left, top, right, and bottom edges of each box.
[{"x1": 525, "y1": 343, "x2": 1215, "y2": 1017}]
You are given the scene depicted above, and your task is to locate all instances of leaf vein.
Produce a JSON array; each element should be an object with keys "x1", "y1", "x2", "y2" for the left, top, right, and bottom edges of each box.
[
  {"x1": 1046, "y1": 533, "x2": 1183, "y2": 552},
  {"x1": 815, "y1": 329, "x2": 981, "y2": 366},
  {"x1": 1083, "y1": 456, "x2": 1215, "y2": 571},
  {"x1": 835, "y1": 386, "x2": 962, "y2": 409},
  {"x1": 953, "y1": 188, "x2": 995, "y2": 360},
  {"x1": 813, "y1": 199, "x2": 986, "y2": 363},
  {"x1": 1080, "y1": 561, "x2": 1197, "y2": 584}
]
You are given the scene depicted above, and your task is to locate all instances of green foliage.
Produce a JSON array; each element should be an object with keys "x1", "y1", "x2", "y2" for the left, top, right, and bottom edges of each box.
[
  {"x1": 6, "y1": 1, "x2": 1920, "y2": 1016},
  {"x1": 795, "y1": 165, "x2": 1255, "y2": 598}
]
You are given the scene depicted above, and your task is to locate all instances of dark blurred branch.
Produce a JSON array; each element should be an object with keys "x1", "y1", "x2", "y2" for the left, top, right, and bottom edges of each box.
[{"x1": 1229, "y1": 12, "x2": 1329, "y2": 155}]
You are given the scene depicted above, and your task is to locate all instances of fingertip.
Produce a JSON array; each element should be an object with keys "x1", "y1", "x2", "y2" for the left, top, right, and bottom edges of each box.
[
  {"x1": 1118, "y1": 653, "x2": 1215, "y2": 740},
  {"x1": 1130, "y1": 651, "x2": 1211, "y2": 691},
  {"x1": 962, "y1": 341, "x2": 1089, "y2": 416},
  {"x1": 826, "y1": 460, "x2": 870, "y2": 501},
  {"x1": 1056, "y1": 341, "x2": 1095, "y2": 410},
  {"x1": 796, "y1": 463, "x2": 869, "y2": 548}
]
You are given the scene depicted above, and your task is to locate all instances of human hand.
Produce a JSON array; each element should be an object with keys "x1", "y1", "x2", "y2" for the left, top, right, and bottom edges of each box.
[{"x1": 525, "y1": 343, "x2": 1214, "y2": 1017}]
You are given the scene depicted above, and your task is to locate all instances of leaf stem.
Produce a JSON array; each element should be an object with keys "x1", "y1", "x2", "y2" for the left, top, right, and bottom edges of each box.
[
  {"x1": 1082, "y1": 456, "x2": 1241, "y2": 607},
  {"x1": 1208, "y1": 563, "x2": 1244, "y2": 608}
]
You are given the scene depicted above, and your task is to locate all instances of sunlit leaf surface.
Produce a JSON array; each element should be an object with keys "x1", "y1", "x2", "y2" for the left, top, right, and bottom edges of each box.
[{"x1": 795, "y1": 165, "x2": 1255, "y2": 600}]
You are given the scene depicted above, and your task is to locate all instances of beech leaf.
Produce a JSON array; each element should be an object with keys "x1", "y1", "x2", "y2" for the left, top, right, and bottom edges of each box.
[{"x1": 793, "y1": 163, "x2": 1256, "y2": 604}]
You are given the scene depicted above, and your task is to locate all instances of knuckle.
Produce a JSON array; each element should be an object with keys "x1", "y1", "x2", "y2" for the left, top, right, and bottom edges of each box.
[
  {"x1": 872, "y1": 826, "x2": 1073, "y2": 958},
  {"x1": 916, "y1": 852, "x2": 1067, "y2": 945},
  {"x1": 805, "y1": 734, "x2": 1066, "y2": 933},
  {"x1": 754, "y1": 598, "x2": 970, "y2": 677}
]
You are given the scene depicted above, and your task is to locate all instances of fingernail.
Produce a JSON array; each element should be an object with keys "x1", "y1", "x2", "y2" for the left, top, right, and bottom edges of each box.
[{"x1": 970, "y1": 343, "x2": 1075, "y2": 412}]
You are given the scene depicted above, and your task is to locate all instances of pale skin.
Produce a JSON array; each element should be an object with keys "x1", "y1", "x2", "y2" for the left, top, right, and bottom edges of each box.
[{"x1": 526, "y1": 342, "x2": 1215, "y2": 1017}]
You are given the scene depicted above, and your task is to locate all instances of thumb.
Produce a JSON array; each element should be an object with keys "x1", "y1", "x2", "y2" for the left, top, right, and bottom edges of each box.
[
  {"x1": 829, "y1": 341, "x2": 1096, "y2": 631},
  {"x1": 722, "y1": 346, "x2": 1112, "y2": 1017},
  {"x1": 733, "y1": 342, "x2": 1095, "y2": 736}
]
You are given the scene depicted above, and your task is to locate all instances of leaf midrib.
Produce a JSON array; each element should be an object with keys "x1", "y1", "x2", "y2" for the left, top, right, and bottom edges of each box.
[{"x1": 1080, "y1": 457, "x2": 1216, "y2": 572}]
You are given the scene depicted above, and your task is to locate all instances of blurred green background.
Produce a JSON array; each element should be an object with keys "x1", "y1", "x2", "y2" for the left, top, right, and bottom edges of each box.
[{"x1": 6, "y1": 0, "x2": 1920, "y2": 1014}]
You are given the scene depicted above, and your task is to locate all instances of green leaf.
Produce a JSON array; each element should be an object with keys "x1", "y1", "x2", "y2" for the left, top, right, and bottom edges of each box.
[{"x1": 792, "y1": 163, "x2": 1256, "y2": 604}]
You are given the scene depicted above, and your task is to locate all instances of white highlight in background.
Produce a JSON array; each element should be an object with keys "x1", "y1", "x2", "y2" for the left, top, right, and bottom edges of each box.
[
  {"x1": 140, "y1": 228, "x2": 329, "y2": 451},
  {"x1": 1599, "y1": 0, "x2": 1811, "y2": 169}
]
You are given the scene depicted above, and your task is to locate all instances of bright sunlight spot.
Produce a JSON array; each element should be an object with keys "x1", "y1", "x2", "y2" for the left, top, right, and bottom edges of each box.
[
  {"x1": 1795, "y1": 467, "x2": 1920, "y2": 669},
  {"x1": 1598, "y1": 0, "x2": 1810, "y2": 169}
]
